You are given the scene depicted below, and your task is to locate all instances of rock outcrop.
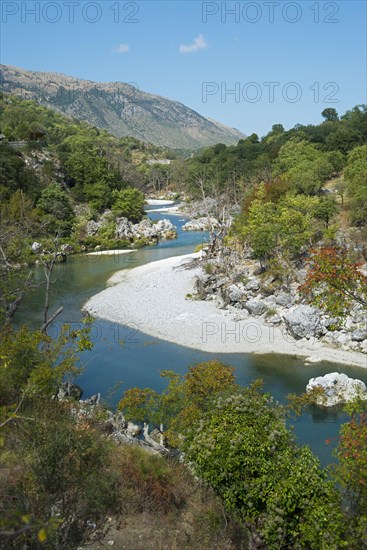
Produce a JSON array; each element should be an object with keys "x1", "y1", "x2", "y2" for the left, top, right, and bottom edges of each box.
[
  {"x1": 283, "y1": 306, "x2": 323, "y2": 339},
  {"x1": 182, "y1": 217, "x2": 219, "y2": 232},
  {"x1": 86, "y1": 213, "x2": 177, "y2": 244},
  {"x1": 306, "y1": 373, "x2": 367, "y2": 407}
]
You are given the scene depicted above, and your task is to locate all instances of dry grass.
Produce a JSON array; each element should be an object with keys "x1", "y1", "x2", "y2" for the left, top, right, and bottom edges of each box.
[{"x1": 84, "y1": 445, "x2": 248, "y2": 550}]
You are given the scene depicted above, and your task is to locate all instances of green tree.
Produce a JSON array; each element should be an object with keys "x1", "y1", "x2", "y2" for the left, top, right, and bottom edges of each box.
[
  {"x1": 277, "y1": 194, "x2": 320, "y2": 256},
  {"x1": 344, "y1": 144, "x2": 367, "y2": 226},
  {"x1": 185, "y1": 383, "x2": 346, "y2": 549},
  {"x1": 275, "y1": 140, "x2": 333, "y2": 195},
  {"x1": 236, "y1": 184, "x2": 278, "y2": 265},
  {"x1": 37, "y1": 182, "x2": 75, "y2": 235},
  {"x1": 322, "y1": 108, "x2": 339, "y2": 122},
  {"x1": 119, "y1": 361, "x2": 236, "y2": 446},
  {"x1": 111, "y1": 187, "x2": 145, "y2": 222},
  {"x1": 313, "y1": 196, "x2": 338, "y2": 227}
]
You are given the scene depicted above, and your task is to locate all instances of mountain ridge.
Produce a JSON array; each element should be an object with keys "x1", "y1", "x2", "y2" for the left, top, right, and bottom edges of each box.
[{"x1": 0, "y1": 65, "x2": 245, "y2": 149}]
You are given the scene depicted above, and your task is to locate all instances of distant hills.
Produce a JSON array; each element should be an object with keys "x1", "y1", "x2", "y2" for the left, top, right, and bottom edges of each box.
[{"x1": 0, "y1": 65, "x2": 245, "y2": 150}]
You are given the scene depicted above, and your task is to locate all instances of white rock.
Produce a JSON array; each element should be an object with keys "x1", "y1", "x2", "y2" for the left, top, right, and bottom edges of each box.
[
  {"x1": 305, "y1": 355, "x2": 322, "y2": 364},
  {"x1": 31, "y1": 241, "x2": 42, "y2": 253},
  {"x1": 126, "y1": 421, "x2": 141, "y2": 437},
  {"x1": 306, "y1": 372, "x2": 367, "y2": 407},
  {"x1": 182, "y1": 217, "x2": 219, "y2": 231}
]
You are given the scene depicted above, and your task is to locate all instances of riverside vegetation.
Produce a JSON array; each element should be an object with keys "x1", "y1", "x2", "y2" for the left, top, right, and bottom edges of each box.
[{"x1": 1, "y1": 95, "x2": 367, "y2": 548}]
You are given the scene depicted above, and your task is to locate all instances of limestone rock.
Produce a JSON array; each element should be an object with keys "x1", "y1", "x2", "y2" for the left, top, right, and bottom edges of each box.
[
  {"x1": 283, "y1": 305, "x2": 322, "y2": 339},
  {"x1": 226, "y1": 284, "x2": 245, "y2": 303},
  {"x1": 31, "y1": 241, "x2": 42, "y2": 253},
  {"x1": 275, "y1": 293, "x2": 293, "y2": 307},
  {"x1": 306, "y1": 372, "x2": 367, "y2": 407},
  {"x1": 245, "y1": 299, "x2": 268, "y2": 316},
  {"x1": 126, "y1": 421, "x2": 141, "y2": 437},
  {"x1": 182, "y1": 217, "x2": 219, "y2": 231},
  {"x1": 351, "y1": 329, "x2": 367, "y2": 342}
]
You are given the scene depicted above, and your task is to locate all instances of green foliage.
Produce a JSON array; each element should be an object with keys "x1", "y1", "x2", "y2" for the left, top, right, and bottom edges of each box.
[
  {"x1": 185, "y1": 384, "x2": 346, "y2": 549},
  {"x1": 61, "y1": 134, "x2": 123, "y2": 210},
  {"x1": 313, "y1": 195, "x2": 338, "y2": 227},
  {"x1": 334, "y1": 411, "x2": 367, "y2": 515},
  {"x1": 37, "y1": 182, "x2": 75, "y2": 235},
  {"x1": 234, "y1": 185, "x2": 326, "y2": 265},
  {"x1": 274, "y1": 140, "x2": 333, "y2": 195},
  {"x1": 119, "y1": 361, "x2": 236, "y2": 446},
  {"x1": 344, "y1": 144, "x2": 367, "y2": 226},
  {"x1": 0, "y1": 145, "x2": 41, "y2": 202},
  {"x1": 300, "y1": 247, "x2": 367, "y2": 317},
  {"x1": 322, "y1": 108, "x2": 339, "y2": 122},
  {"x1": 1, "y1": 400, "x2": 120, "y2": 549},
  {"x1": 236, "y1": 184, "x2": 277, "y2": 263},
  {"x1": 111, "y1": 187, "x2": 145, "y2": 222}
]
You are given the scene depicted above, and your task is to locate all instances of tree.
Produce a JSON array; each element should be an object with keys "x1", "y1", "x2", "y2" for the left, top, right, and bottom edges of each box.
[
  {"x1": 300, "y1": 247, "x2": 367, "y2": 317},
  {"x1": 334, "y1": 411, "x2": 367, "y2": 515},
  {"x1": 0, "y1": 192, "x2": 37, "y2": 326},
  {"x1": 274, "y1": 140, "x2": 333, "y2": 195},
  {"x1": 331, "y1": 400, "x2": 367, "y2": 546},
  {"x1": 237, "y1": 184, "x2": 278, "y2": 265},
  {"x1": 111, "y1": 187, "x2": 145, "y2": 223},
  {"x1": 37, "y1": 182, "x2": 75, "y2": 235},
  {"x1": 277, "y1": 194, "x2": 320, "y2": 256},
  {"x1": 185, "y1": 383, "x2": 345, "y2": 549},
  {"x1": 313, "y1": 196, "x2": 338, "y2": 227},
  {"x1": 344, "y1": 145, "x2": 367, "y2": 226},
  {"x1": 322, "y1": 108, "x2": 339, "y2": 122},
  {"x1": 119, "y1": 361, "x2": 236, "y2": 446}
]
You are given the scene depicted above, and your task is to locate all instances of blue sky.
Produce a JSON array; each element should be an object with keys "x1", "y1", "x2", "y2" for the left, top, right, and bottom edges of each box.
[{"x1": 1, "y1": 1, "x2": 366, "y2": 137}]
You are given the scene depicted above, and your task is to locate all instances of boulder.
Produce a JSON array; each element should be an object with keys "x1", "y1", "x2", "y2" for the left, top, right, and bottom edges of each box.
[
  {"x1": 182, "y1": 217, "x2": 219, "y2": 231},
  {"x1": 226, "y1": 284, "x2": 245, "y2": 303},
  {"x1": 351, "y1": 329, "x2": 367, "y2": 342},
  {"x1": 275, "y1": 293, "x2": 293, "y2": 307},
  {"x1": 244, "y1": 278, "x2": 260, "y2": 292},
  {"x1": 267, "y1": 315, "x2": 282, "y2": 325},
  {"x1": 306, "y1": 372, "x2": 367, "y2": 407},
  {"x1": 283, "y1": 305, "x2": 322, "y2": 339},
  {"x1": 126, "y1": 421, "x2": 141, "y2": 437},
  {"x1": 86, "y1": 220, "x2": 101, "y2": 236},
  {"x1": 245, "y1": 300, "x2": 268, "y2": 316},
  {"x1": 322, "y1": 317, "x2": 340, "y2": 330},
  {"x1": 305, "y1": 355, "x2": 322, "y2": 364},
  {"x1": 85, "y1": 393, "x2": 100, "y2": 406},
  {"x1": 31, "y1": 241, "x2": 42, "y2": 253}
]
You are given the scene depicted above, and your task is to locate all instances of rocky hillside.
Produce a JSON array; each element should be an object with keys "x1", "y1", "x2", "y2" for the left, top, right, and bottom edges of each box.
[{"x1": 0, "y1": 65, "x2": 245, "y2": 150}]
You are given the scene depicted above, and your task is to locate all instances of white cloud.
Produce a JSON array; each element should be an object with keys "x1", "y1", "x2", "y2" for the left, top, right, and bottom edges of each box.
[
  {"x1": 179, "y1": 34, "x2": 208, "y2": 54},
  {"x1": 114, "y1": 43, "x2": 130, "y2": 54}
]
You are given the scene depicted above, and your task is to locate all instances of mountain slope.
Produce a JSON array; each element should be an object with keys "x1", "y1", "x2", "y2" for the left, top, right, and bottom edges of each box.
[{"x1": 0, "y1": 65, "x2": 245, "y2": 150}]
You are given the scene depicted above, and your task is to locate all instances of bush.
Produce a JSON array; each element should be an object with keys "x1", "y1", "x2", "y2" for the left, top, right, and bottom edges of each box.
[
  {"x1": 185, "y1": 383, "x2": 346, "y2": 549},
  {"x1": 112, "y1": 446, "x2": 188, "y2": 514},
  {"x1": 1, "y1": 400, "x2": 120, "y2": 549},
  {"x1": 111, "y1": 187, "x2": 145, "y2": 223}
]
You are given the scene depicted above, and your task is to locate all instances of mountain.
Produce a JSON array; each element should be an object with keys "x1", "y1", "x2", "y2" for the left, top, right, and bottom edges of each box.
[{"x1": 0, "y1": 65, "x2": 245, "y2": 150}]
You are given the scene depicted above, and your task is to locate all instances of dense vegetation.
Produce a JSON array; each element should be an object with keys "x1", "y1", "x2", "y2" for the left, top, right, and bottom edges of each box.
[{"x1": 0, "y1": 94, "x2": 177, "y2": 250}]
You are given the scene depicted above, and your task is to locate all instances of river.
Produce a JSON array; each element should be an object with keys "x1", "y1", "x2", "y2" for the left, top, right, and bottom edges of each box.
[{"x1": 16, "y1": 207, "x2": 366, "y2": 466}]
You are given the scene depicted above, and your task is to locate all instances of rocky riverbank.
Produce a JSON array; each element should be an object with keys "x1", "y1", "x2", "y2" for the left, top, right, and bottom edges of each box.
[
  {"x1": 192, "y1": 254, "x2": 367, "y2": 357},
  {"x1": 86, "y1": 210, "x2": 177, "y2": 246},
  {"x1": 84, "y1": 252, "x2": 367, "y2": 369}
]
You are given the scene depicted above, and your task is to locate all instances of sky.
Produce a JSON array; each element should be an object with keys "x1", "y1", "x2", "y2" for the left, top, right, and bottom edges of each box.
[{"x1": 1, "y1": 0, "x2": 366, "y2": 137}]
